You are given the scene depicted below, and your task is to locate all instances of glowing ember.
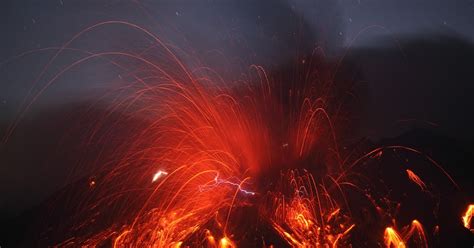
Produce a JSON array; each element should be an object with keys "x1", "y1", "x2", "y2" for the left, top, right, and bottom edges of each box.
[
  {"x1": 406, "y1": 169, "x2": 427, "y2": 191},
  {"x1": 264, "y1": 170, "x2": 354, "y2": 247},
  {"x1": 219, "y1": 236, "x2": 236, "y2": 248},
  {"x1": 384, "y1": 220, "x2": 427, "y2": 248},
  {"x1": 152, "y1": 170, "x2": 168, "y2": 182},
  {"x1": 462, "y1": 204, "x2": 474, "y2": 232},
  {"x1": 384, "y1": 227, "x2": 406, "y2": 248}
]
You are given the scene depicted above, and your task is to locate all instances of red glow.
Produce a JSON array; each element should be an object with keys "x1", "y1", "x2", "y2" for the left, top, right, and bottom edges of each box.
[{"x1": 6, "y1": 20, "x2": 466, "y2": 247}]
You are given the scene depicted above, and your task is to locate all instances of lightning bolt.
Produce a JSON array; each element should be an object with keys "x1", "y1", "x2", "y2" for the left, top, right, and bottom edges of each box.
[{"x1": 199, "y1": 172, "x2": 256, "y2": 196}]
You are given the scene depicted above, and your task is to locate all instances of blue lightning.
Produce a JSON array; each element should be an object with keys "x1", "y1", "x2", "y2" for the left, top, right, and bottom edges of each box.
[{"x1": 199, "y1": 172, "x2": 256, "y2": 196}]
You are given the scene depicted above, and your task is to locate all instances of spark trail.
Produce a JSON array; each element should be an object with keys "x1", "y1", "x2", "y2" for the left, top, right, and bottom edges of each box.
[{"x1": 5, "y1": 20, "x2": 468, "y2": 247}]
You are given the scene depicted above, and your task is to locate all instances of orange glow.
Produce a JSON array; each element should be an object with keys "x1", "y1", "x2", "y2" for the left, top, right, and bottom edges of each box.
[
  {"x1": 462, "y1": 204, "x2": 474, "y2": 232},
  {"x1": 265, "y1": 170, "x2": 353, "y2": 247},
  {"x1": 406, "y1": 169, "x2": 427, "y2": 191},
  {"x1": 384, "y1": 220, "x2": 427, "y2": 248},
  {"x1": 384, "y1": 227, "x2": 406, "y2": 248},
  {"x1": 205, "y1": 229, "x2": 217, "y2": 246},
  {"x1": 219, "y1": 237, "x2": 236, "y2": 248}
]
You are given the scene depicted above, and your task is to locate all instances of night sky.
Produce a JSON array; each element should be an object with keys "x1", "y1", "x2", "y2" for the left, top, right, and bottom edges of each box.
[
  {"x1": 1, "y1": 0, "x2": 474, "y2": 243},
  {"x1": 2, "y1": 0, "x2": 473, "y2": 135}
]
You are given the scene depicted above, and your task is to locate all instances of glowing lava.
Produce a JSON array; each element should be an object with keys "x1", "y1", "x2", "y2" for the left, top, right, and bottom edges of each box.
[
  {"x1": 406, "y1": 169, "x2": 427, "y2": 191},
  {"x1": 384, "y1": 220, "x2": 427, "y2": 248},
  {"x1": 462, "y1": 204, "x2": 474, "y2": 232}
]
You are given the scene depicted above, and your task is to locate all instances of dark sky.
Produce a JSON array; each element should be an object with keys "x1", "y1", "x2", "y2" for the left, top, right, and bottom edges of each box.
[
  {"x1": 1, "y1": 0, "x2": 473, "y2": 122},
  {"x1": 340, "y1": 0, "x2": 474, "y2": 45},
  {"x1": 1, "y1": 0, "x2": 474, "y2": 216}
]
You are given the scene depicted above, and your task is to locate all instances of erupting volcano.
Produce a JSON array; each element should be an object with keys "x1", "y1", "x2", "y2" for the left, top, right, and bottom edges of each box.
[{"x1": 1, "y1": 3, "x2": 474, "y2": 247}]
